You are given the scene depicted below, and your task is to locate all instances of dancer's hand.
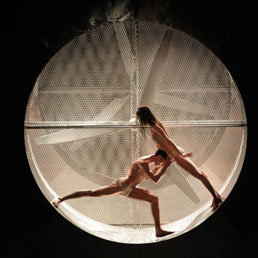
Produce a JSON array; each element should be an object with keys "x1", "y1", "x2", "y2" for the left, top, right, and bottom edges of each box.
[
  {"x1": 183, "y1": 152, "x2": 193, "y2": 158},
  {"x1": 164, "y1": 157, "x2": 172, "y2": 167}
]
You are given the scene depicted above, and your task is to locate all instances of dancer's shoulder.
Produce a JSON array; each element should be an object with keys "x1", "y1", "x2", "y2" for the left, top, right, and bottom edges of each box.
[{"x1": 134, "y1": 159, "x2": 149, "y2": 169}]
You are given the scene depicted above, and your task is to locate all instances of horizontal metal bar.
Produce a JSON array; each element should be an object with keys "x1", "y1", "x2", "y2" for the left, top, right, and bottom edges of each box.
[
  {"x1": 24, "y1": 121, "x2": 247, "y2": 129},
  {"x1": 39, "y1": 87, "x2": 231, "y2": 94},
  {"x1": 39, "y1": 88, "x2": 131, "y2": 94}
]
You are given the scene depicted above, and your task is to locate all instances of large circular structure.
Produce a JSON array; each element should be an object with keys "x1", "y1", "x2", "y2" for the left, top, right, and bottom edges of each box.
[{"x1": 24, "y1": 20, "x2": 247, "y2": 243}]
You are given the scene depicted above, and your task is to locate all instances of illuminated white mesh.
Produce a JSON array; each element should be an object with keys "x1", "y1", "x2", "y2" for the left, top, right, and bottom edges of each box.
[{"x1": 24, "y1": 20, "x2": 247, "y2": 243}]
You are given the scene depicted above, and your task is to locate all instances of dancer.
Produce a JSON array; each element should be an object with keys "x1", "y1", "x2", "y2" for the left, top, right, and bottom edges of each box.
[
  {"x1": 53, "y1": 149, "x2": 174, "y2": 237},
  {"x1": 136, "y1": 106, "x2": 223, "y2": 211}
]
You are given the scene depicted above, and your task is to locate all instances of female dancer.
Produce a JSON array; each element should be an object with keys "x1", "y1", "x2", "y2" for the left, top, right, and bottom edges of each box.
[{"x1": 136, "y1": 106, "x2": 223, "y2": 211}]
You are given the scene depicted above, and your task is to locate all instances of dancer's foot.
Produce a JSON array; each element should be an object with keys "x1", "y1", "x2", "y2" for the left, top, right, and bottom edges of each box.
[
  {"x1": 156, "y1": 229, "x2": 174, "y2": 238},
  {"x1": 211, "y1": 194, "x2": 224, "y2": 212},
  {"x1": 53, "y1": 197, "x2": 62, "y2": 208}
]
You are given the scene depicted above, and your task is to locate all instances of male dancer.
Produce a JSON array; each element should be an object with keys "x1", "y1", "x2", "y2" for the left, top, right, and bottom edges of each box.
[{"x1": 53, "y1": 149, "x2": 174, "y2": 237}]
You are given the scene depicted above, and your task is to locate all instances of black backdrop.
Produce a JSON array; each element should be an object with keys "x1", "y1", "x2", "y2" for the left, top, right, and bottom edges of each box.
[{"x1": 4, "y1": 1, "x2": 257, "y2": 257}]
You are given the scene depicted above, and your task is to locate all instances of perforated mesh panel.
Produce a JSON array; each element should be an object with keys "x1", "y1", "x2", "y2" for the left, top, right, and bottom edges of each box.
[{"x1": 24, "y1": 20, "x2": 247, "y2": 243}]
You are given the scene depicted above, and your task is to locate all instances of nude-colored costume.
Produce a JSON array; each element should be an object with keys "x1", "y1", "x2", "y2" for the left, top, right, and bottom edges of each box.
[{"x1": 113, "y1": 177, "x2": 134, "y2": 197}]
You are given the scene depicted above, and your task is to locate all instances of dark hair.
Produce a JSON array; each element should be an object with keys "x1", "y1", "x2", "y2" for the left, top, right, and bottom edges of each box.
[
  {"x1": 155, "y1": 149, "x2": 167, "y2": 160},
  {"x1": 136, "y1": 106, "x2": 157, "y2": 126}
]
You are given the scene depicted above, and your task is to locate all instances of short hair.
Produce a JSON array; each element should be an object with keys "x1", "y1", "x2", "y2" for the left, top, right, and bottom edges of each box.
[{"x1": 155, "y1": 149, "x2": 167, "y2": 160}]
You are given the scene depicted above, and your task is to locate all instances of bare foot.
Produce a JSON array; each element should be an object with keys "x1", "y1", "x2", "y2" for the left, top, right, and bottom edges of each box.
[
  {"x1": 211, "y1": 194, "x2": 224, "y2": 212},
  {"x1": 156, "y1": 229, "x2": 174, "y2": 238},
  {"x1": 53, "y1": 197, "x2": 62, "y2": 208}
]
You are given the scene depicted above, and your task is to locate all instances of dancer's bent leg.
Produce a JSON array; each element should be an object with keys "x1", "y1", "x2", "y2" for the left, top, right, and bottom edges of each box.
[{"x1": 128, "y1": 187, "x2": 174, "y2": 237}]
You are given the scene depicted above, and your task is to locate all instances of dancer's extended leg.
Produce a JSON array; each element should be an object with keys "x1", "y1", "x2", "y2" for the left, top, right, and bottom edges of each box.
[
  {"x1": 53, "y1": 184, "x2": 121, "y2": 208},
  {"x1": 174, "y1": 154, "x2": 223, "y2": 211},
  {"x1": 128, "y1": 187, "x2": 174, "y2": 237}
]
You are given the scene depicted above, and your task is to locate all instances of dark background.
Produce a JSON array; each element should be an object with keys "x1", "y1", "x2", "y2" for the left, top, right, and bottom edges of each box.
[{"x1": 4, "y1": 0, "x2": 257, "y2": 257}]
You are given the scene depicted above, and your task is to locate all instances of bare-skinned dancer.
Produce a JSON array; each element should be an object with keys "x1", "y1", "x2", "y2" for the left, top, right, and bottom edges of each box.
[
  {"x1": 136, "y1": 106, "x2": 223, "y2": 212},
  {"x1": 53, "y1": 149, "x2": 177, "y2": 238}
]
